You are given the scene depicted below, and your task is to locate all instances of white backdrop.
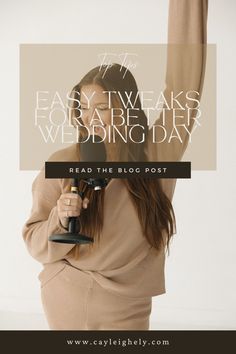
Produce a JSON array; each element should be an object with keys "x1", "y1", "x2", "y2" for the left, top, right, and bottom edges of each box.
[{"x1": 0, "y1": 0, "x2": 235, "y2": 329}]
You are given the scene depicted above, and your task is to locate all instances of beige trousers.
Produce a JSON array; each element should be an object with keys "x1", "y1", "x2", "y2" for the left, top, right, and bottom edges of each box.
[{"x1": 39, "y1": 260, "x2": 152, "y2": 330}]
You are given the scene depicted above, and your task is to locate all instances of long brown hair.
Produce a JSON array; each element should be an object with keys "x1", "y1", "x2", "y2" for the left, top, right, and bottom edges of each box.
[{"x1": 68, "y1": 64, "x2": 176, "y2": 256}]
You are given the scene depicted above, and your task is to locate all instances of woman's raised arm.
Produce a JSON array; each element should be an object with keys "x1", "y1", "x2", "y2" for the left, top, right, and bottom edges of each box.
[{"x1": 147, "y1": 0, "x2": 208, "y2": 162}]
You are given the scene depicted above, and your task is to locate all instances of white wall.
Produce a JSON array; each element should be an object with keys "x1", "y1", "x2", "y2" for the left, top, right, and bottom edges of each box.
[{"x1": 0, "y1": 0, "x2": 235, "y2": 329}]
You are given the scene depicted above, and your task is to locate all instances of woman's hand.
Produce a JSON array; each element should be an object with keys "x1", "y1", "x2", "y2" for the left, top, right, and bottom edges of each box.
[{"x1": 57, "y1": 193, "x2": 89, "y2": 229}]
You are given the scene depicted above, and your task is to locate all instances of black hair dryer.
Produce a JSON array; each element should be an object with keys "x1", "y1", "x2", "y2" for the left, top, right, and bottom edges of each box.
[{"x1": 49, "y1": 135, "x2": 108, "y2": 244}]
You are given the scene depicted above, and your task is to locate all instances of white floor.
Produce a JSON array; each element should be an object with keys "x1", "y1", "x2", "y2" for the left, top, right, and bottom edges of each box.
[
  {"x1": 0, "y1": 311, "x2": 49, "y2": 330},
  {"x1": 0, "y1": 294, "x2": 235, "y2": 330},
  {"x1": 0, "y1": 310, "x2": 234, "y2": 330}
]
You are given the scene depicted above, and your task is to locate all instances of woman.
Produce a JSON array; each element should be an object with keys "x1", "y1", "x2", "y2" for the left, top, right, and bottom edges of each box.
[{"x1": 22, "y1": 0, "x2": 208, "y2": 330}]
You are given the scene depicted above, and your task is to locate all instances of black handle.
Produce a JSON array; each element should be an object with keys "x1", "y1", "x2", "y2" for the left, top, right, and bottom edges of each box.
[{"x1": 68, "y1": 178, "x2": 83, "y2": 234}]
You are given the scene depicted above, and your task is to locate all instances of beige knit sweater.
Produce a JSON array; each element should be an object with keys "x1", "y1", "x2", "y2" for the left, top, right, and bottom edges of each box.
[{"x1": 22, "y1": 0, "x2": 208, "y2": 298}]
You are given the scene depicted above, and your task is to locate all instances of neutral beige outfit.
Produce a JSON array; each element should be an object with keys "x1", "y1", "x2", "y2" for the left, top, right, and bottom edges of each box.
[{"x1": 22, "y1": 0, "x2": 208, "y2": 330}]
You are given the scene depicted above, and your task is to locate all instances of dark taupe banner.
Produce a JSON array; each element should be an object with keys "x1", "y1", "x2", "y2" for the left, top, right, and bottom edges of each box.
[{"x1": 0, "y1": 330, "x2": 234, "y2": 353}]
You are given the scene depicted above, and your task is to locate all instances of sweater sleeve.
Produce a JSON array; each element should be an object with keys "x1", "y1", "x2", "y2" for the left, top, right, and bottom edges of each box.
[
  {"x1": 22, "y1": 167, "x2": 75, "y2": 264},
  {"x1": 147, "y1": 0, "x2": 208, "y2": 162}
]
